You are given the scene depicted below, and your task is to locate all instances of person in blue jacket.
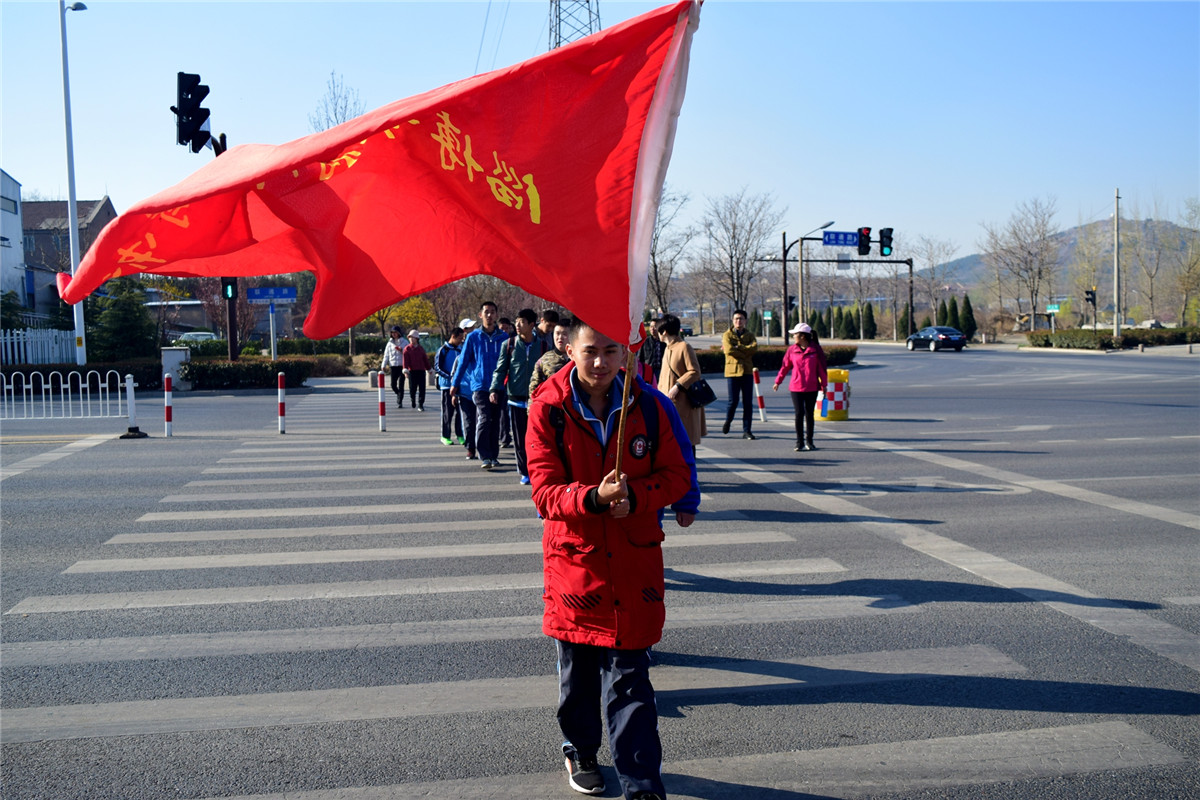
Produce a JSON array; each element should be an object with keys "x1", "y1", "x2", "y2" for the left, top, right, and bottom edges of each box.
[
  {"x1": 434, "y1": 327, "x2": 466, "y2": 446},
  {"x1": 451, "y1": 301, "x2": 510, "y2": 468}
]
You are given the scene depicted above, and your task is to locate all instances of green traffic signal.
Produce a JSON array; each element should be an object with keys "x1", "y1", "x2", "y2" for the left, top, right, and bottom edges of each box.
[{"x1": 879, "y1": 227, "x2": 894, "y2": 257}]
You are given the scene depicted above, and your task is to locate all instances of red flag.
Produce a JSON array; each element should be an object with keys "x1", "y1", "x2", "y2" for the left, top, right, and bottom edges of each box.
[{"x1": 58, "y1": 1, "x2": 699, "y2": 345}]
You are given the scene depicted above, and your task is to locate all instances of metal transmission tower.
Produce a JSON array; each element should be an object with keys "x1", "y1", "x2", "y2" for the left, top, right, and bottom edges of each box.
[{"x1": 549, "y1": 0, "x2": 601, "y2": 49}]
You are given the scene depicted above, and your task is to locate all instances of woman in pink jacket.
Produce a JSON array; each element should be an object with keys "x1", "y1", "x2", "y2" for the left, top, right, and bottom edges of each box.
[{"x1": 773, "y1": 323, "x2": 828, "y2": 452}]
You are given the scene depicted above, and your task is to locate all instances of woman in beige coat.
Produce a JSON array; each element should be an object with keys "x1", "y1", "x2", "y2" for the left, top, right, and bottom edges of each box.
[{"x1": 656, "y1": 314, "x2": 706, "y2": 449}]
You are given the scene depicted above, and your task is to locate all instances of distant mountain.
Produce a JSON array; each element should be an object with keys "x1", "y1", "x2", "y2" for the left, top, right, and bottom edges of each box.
[{"x1": 928, "y1": 218, "x2": 1194, "y2": 294}]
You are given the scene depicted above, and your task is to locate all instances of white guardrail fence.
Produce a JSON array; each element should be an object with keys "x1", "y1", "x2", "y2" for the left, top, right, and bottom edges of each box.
[{"x1": 1, "y1": 370, "x2": 128, "y2": 421}]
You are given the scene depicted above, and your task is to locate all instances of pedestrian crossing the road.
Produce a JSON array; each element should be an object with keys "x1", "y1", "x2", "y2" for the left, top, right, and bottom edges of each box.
[{"x1": 2, "y1": 386, "x2": 1193, "y2": 799}]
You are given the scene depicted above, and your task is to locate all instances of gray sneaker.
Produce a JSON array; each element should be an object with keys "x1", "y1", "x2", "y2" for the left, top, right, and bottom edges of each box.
[{"x1": 564, "y1": 753, "x2": 604, "y2": 795}]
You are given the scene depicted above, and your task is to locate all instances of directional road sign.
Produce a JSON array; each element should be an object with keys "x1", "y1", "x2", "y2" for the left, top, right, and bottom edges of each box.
[
  {"x1": 823, "y1": 230, "x2": 861, "y2": 247},
  {"x1": 247, "y1": 287, "x2": 298, "y2": 305}
]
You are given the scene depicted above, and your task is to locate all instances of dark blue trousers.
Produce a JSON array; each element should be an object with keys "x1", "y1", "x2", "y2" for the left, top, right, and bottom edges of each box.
[
  {"x1": 508, "y1": 404, "x2": 529, "y2": 477},
  {"x1": 472, "y1": 390, "x2": 501, "y2": 461},
  {"x1": 556, "y1": 639, "x2": 665, "y2": 799},
  {"x1": 440, "y1": 389, "x2": 462, "y2": 440},
  {"x1": 724, "y1": 374, "x2": 754, "y2": 433},
  {"x1": 457, "y1": 392, "x2": 477, "y2": 455}
]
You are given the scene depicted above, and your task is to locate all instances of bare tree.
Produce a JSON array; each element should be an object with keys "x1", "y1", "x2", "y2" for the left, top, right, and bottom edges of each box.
[
  {"x1": 1172, "y1": 198, "x2": 1200, "y2": 326},
  {"x1": 913, "y1": 235, "x2": 959, "y2": 314},
  {"x1": 1125, "y1": 201, "x2": 1169, "y2": 321},
  {"x1": 980, "y1": 197, "x2": 1059, "y2": 330},
  {"x1": 646, "y1": 186, "x2": 694, "y2": 314},
  {"x1": 1067, "y1": 218, "x2": 1109, "y2": 327},
  {"x1": 699, "y1": 189, "x2": 785, "y2": 311},
  {"x1": 309, "y1": 71, "x2": 365, "y2": 133}
]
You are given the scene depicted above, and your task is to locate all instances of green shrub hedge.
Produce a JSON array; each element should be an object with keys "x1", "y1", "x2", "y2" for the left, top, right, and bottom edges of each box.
[
  {"x1": 179, "y1": 358, "x2": 314, "y2": 389},
  {"x1": 276, "y1": 335, "x2": 387, "y2": 356},
  {"x1": 695, "y1": 344, "x2": 857, "y2": 374},
  {"x1": 1024, "y1": 327, "x2": 1200, "y2": 350}
]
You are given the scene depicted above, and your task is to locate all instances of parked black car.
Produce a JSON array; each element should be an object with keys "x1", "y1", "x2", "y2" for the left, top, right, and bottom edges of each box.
[{"x1": 906, "y1": 326, "x2": 967, "y2": 352}]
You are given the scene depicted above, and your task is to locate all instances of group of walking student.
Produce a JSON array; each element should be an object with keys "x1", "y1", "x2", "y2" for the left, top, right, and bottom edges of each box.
[{"x1": 395, "y1": 303, "x2": 824, "y2": 800}]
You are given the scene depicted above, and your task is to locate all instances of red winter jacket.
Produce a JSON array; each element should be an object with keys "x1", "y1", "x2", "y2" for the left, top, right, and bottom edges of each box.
[{"x1": 527, "y1": 366, "x2": 693, "y2": 650}]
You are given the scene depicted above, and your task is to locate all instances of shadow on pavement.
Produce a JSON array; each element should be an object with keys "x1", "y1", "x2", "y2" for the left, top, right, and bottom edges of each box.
[{"x1": 662, "y1": 573, "x2": 1163, "y2": 611}]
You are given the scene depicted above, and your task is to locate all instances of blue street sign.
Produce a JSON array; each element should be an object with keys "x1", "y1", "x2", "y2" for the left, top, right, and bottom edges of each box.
[
  {"x1": 822, "y1": 230, "x2": 860, "y2": 247},
  {"x1": 246, "y1": 286, "x2": 298, "y2": 305}
]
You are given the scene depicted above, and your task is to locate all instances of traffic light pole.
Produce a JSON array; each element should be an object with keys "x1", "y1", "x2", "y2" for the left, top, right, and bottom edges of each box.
[{"x1": 801, "y1": 257, "x2": 916, "y2": 337}]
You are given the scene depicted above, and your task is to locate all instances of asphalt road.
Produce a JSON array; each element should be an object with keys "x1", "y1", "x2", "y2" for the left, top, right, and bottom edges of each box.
[{"x1": 1, "y1": 344, "x2": 1198, "y2": 799}]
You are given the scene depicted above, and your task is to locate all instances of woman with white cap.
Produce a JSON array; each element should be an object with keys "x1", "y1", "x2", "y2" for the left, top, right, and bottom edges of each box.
[
  {"x1": 402, "y1": 330, "x2": 432, "y2": 411},
  {"x1": 773, "y1": 323, "x2": 827, "y2": 452}
]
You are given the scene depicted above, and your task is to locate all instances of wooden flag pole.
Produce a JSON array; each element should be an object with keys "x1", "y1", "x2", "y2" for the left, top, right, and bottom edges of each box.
[{"x1": 612, "y1": 348, "x2": 638, "y2": 481}]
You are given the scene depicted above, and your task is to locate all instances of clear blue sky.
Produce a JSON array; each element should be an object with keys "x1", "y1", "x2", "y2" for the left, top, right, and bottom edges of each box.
[{"x1": 3, "y1": 0, "x2": 1197, "y2": 261}]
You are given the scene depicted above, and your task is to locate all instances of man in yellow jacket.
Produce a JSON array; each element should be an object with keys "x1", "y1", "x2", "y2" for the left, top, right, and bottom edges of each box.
[{"x1": 721, "y1": 309, "x2": 758, "y2": 439}]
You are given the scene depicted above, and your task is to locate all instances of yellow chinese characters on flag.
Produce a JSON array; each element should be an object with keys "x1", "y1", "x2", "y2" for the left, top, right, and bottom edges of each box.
[{"x1": 59, "y1": 1, "x2": 700, "y2": 345}]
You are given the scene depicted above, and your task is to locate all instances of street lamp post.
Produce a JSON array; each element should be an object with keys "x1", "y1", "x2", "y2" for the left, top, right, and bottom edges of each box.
[
  {"x1": 782, "y1": 221, "x2": 834, "y2": 326},
  {"x1": 59, "y1": 0, "x2": 88, "y2": 365}
]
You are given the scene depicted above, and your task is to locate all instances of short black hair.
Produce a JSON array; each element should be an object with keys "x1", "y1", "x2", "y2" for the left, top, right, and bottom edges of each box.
[
  {"x1": 480, "y1": 300, "x2": 497, "y2": 311},
  {"x1": 516, "y1": 308, "x2": 538, "y2": 324},
  {"x1": 449, "y1": 327, "x2": 464, "y2": 338},
  {"x1": 656, "y1": 314, "x2": 681, "y2": 337},
  {"x1": 568, "y1": 317, "x2": 603, "y2": 344},
  {"x1": 540, "y1": 309, "x2": 560, "y2": 324},
  {"x1": 499, "y1": 317, "x2": 513, "y2": 327},
  {"x1": 733, "y1": 308, "x2": 747, "y2": 318}
]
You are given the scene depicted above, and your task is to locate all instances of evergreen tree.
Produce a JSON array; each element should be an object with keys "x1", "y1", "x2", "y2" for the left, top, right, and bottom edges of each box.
[
  {"x1": 845, "y1": 307, "x2": 859, "y2": 339},
  {"x1": 832, "y1": 306, "x2": 844, "y2": 339},
  {"x1": 1, "y1": 290, "x2": 26, "y2": 330},
  {"x1": 947, "y1": 296, "x2": 961, "y2": 331},
  {"x1": 824, "y1": 306, "x2": 833, "y2": 337},
  {"x1": 90, "y1": 278, "x2": 157, "y2": 362},
  {"x1": 898, "y1": 303, "x2": 911, "y2": 338},
  {"x1": 750, "y1": 309, "x2": 762, "y2": 336},
  {"x1": 863, "y1": 302, "x2": 877, "y2": 339},
  {"x1": 770, "y1": 314, "x2": 782, "y2": 338},
  {"x1": 920, "y1": 314, "x2": 934, "y2": 329},
  {"x1": 960, "y1": 294, "x2": 978, "y2": 341},
  {"x1": 937, "y1": 298, "x2": 948, "y2": 326},
  {"x1": 812, "y1": 309, "x2": 828, "y2": 338}
]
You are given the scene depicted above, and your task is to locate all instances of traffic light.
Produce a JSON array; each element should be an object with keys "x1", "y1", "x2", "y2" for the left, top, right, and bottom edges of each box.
[
  {"x1": 879, "y1": 228, "x2": 894, "y2": 257},
  {"x1": 857, "y1": 227, "x2": 872, "y2": 256},
  {"x1": 1085, "y1": 287, "x2": 1097, "y2": 305},
  {"x1": 172, "y1": 72, "x2": 211, "y2": 153},
  {"x1": 221, "y1": 277, "x2": 237, "y2": 300}
]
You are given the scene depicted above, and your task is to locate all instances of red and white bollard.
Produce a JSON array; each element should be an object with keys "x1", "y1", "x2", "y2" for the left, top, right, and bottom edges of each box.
[
  {"x1": 377, "y1": 371, "x2": 387, "y2": 432},
  {"x1": 752, "y1": 368, "x2": 768, "y2": 422},
  {"x1": 164, "y1": 373, "x2": 173, "y2": 437},
  {"x1": 277, "y1": 372, "x2": 286, "y2": 434}
]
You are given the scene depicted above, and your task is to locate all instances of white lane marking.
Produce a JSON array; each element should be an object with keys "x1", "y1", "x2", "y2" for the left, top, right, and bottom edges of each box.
[
  {"x1": 0, "y1": 433, "x2": 117, "y2": 481},
  {"x1": 0, "y1": 645, "x2": 1019, "y2": 743},
  {"x1": 66, "y1": 531, "x2": 794, "y2": 573},
  {"x1": 1165, "y1": 596, "x2": 1200, "y2": 605},
  {"x1": 104, "y1": 511, "x2": 747, "y2": 545},
  {"x1": 188, "y1": 722, "x2": 1185, "y2": 800},
  {"x1": 1, "y1": 596, "x2": 917, "y2": 666},
  {"x1": 821, "y1": 431, "x2": 1200, "y2": 531},
  {"x1": 159, "y1": 483, "x2": 524, "y2": 503},
  {"x1": 137, "y1": 498, "x2": 533, "y2": 522},
  {"x1": 700, "y1": 447, "x2": 1200, "y2": 674},
  {"x1": 6, "y1": 558, "x2": 845, "y2": 614}
]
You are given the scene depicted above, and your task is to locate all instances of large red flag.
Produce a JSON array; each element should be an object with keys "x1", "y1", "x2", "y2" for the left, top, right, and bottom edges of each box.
[{"x1": 58, "y1": 1, "x2": 699, "y2": 345}]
